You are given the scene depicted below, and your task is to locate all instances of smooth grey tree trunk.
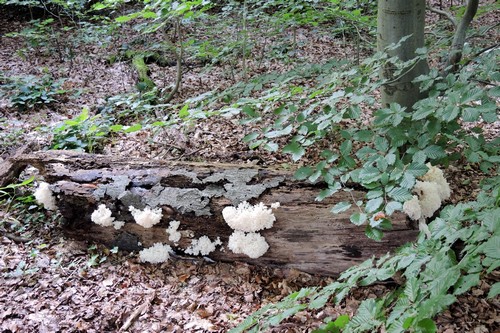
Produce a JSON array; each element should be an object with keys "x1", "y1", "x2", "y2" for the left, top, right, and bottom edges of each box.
[{"x1": 377, "y1": 0, "x2": 429, "y2": 109}]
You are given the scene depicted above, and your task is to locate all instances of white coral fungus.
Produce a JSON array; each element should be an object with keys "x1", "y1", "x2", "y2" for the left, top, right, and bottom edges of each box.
[
  {"x1": 222, "y1": 201, "x2": 276, "y2": 232},
  {"x1": 413, "y1": 181, "x2": 442, "y2": 218},
  {"x1": 129, "y1": 206, "x2": 162, "y2": 228},
  {"x1": 167, "y1": 220, "x2": 182, "y2": 243},
  {"x1": 91, "y1": 204, "x2": 115, "y2": 227},
  {"x1": 228, "y1": 231, "x2": 269, "y2": 259},
  {"x1": 113, "y1": 221, "x2": 125, "y2": 230},
  {"x1": 185, "y1": 236, "x2": 222, "y2": 256},
  {"x1": 402, "y1": 195, "x2": 422, "y2": 221},
  {"x1": 139, "y1": 243, "x2": 172, "y2": 263},
  {"x1": 420, "y1": 163, "x2": 451, "y2": 201},
  {"x1": 34, "y1": 182, "x2": 57, "y2": 211}
]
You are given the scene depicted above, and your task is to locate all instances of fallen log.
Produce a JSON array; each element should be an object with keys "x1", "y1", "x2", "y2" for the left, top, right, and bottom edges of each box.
[{"x1": 3, "y1": 150, "x2": 418, "y2": 276}]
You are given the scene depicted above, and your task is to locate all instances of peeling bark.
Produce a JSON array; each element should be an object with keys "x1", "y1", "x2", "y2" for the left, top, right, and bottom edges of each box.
[{"x1": 3, "y1": 150, "x2": 418, "y2": 276}]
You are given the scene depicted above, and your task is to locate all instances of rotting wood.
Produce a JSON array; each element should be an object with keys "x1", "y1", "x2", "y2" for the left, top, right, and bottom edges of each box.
[{"x1": 2, "y1": 150, "x2": 418, "y2": 276}]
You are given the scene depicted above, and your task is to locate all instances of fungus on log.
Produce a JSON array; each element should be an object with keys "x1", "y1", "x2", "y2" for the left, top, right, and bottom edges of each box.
[{"x1": 1, "y1": 150, "x2": 418, "y2": 276}]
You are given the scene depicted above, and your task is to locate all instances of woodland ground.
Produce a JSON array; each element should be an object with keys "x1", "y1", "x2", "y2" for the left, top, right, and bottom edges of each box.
[{"x1": 0, "y1": 2, "x2": 499, "y2": 332}]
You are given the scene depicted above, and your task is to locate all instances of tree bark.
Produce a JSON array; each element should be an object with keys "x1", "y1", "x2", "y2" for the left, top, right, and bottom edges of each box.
[
  {"x1": 3, "y1": 150, "x2": 418, "y2": 276},
  {"x1": 377, "y1": 0, "x2": 429, "y2": 109}
]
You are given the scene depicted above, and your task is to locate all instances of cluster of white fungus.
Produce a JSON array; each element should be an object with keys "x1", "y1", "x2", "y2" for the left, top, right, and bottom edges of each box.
[
  {"x1": 138, "y1": 243, "x2": 172, "y2": 263},
  {"x1": 91, "y1": 204, "x2": 115, "y2": 227},
  {"x1": 403, "y1": 163, "x2": 451, "y2": 238},
  {"x1": 185, "y1": 236, "x2": 222, "y2": 256},
  {"x1": 129, "y1": 206, "x2": 162, "y2": 228},
  {"x1": 222, "y1": 201, "x2": 279, "y2": 259},
  {"x1": 34, "y1": 182, "x2": 57, "y2": 211},
  {"x1": 90, "y1": 204, "x2": 125, "y2": 229},
  {"x1": 166, "y1": 220, "x2": 182, "y2": 244},
  {"x1": 222, "y1": 201, "x2": 276, "y2": 232},
  {"x1": 228, "y1": 231, "x2": 269, "y2": 259}
]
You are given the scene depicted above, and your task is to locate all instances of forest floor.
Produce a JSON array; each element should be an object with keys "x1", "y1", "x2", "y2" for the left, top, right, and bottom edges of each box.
[{"x1": 1, "y1": 2, "x2": 499, "y2": 332}]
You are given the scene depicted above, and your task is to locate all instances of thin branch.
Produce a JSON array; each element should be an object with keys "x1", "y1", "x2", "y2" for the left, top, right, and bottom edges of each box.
[
  {"x1": 427, "y1": 6, "x2": 457, "y2": 27},
  {"x1": 441, "y1": 0, "x2": 479, "y2": 75}
]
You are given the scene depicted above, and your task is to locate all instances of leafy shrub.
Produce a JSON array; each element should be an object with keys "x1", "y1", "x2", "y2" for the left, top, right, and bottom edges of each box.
[
  {"x1": 232, "y1": 176, "x2": 500, "y2": 332},
  {"x1": 0, "y1": 73, "x2": 68, "y2": 110},
  {"x1": 50, "y1": 108, "x2": 142, "y2": 153}
]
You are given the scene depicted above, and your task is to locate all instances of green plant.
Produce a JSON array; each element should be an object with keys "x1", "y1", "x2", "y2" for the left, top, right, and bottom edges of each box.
[
  {"x1": 50, "y1": 108, "x2": 142, "y2": 153},
  {"x1": 195, "y1": 44, "x2": 498, "y2": 239},
  {"x1": 0, "y1": 73, "x2": 68, "y2": 110},
  {"x1": 232, "y1": 176, "x2": 500, "y2": 332}
]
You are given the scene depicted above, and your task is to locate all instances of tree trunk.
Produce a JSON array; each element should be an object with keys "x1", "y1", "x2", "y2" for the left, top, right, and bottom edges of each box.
[
  {"x1": 377, "y1": 0, "x2": 428, "y2": 109},
  {"x1": 2, "y1": 151, "x2": 418, "y2": 276}
]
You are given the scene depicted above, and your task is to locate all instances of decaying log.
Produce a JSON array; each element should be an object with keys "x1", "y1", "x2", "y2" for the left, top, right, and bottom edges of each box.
[{"x1": 3, "y1": 150, "x2": 418, "y2": 276}]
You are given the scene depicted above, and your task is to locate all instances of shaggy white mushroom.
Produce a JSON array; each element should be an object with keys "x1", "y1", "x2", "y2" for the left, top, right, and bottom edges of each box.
[
  {"x1": 228, "y1": 231, "x2": 269, "y2": 259},
  {"x1": 222, "y1": 201, "x2": 276, "y2": 232},
  {"x1": 185, "y1": 236, "x2": 222, "y2": 256},
  {"x1": 34, "y1": 182, "x2": 57, "y2": 211},
  {"x1": 139, "y1": 243, "x2": 172, "y2": 263},
  {"x1": 91, "y1": 204, "x2": 115, "y2": 227},
  {"x1": 166, "y1": 220, "x2": 182, "y2": 243},
  {"x1": 129, "y1": 206, "x2": 162, "y2": 228},
  {"x1": 421, "y1": 163, "x2": 451, "y2": 201}
]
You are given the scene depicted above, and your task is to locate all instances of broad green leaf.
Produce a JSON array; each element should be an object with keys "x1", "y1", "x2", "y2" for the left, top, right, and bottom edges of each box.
[
  {"x1": 366, "y1": 197, "x2": 383, "y2": 213},
  {"x1": 331, "y1": 202, "x2": 352, "y2": 214},
  {"x1": 350, "y1": 212, "x2": 367, "y2": 225},
  {"x1": 294, "y1": 166, "x2": 313, "y2": 180},
  {"x1": 283, "y1": 142, "x2": 305, "y2": 162},
  {"x1": 406, "y1": 162, "x2": 428, "y2": 177},
  {"x1": 243, "y1": 132, "x2": 259, "y2": 143},
  {"x1": 423, "y1": 145, "x2": 446, "y2": 159},
  {"x1": 480, "y1": 236, "x2": 500, "y2": 259},
  {"x1": 416, "y1": 318, "x2": 437, "y2": 333},
  {"x1": 365, "y1": 225, "x2": 383, "y2": 241},
  {"x1": 488, "y1": 282, "x2": 500, "y2": 299},
  {"x1": 123, "y1": 123, "x2": 142, "y2": 133},
  {"x1": 388, "y1": 187, "x2": 413, "y2": 202},
  {"x1": 454, "y1": 273, "x2": 480, "y2": 296},
  {"x1": 179, "y1": 104, "x2": 189, "y2": 118},
  {"x1": 385, "y1": 201, "x2": 403, "y2": 215}
]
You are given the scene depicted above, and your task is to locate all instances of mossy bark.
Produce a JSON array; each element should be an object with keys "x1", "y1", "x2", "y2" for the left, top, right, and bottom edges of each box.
[{"x1": 131, "y1": 55, "x2": 156, "y2": 92}]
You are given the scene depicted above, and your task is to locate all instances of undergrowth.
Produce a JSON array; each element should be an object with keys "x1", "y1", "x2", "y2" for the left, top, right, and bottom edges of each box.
[{"x1": 231, "y1": 176, "x2": 500, "y2": 333}]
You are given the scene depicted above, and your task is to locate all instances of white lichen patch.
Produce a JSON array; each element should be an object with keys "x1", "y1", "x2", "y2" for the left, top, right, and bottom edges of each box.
[
  {"x1": 185, "y1": 236, "x2": 222, "y2": 256},
  {"x1": 222, "y1": 201, "x2": 276, "y2": 232},
  {"x1": 129, "y1": 206, "x2": 162, "y2": 228},
  {"x1": 91, "y1": 204, "x2": 115, "y2": 227},
  {"x1": 34, "y1": 182, "x2": 57, "y2": 211},
  {"x1": 139, "y1": 243, "x2": 172, "y2": 263},
  {"x1": 228, "y1": 231, "x2": 269, "y2": 259},
  {"x1": 167, "y1": 220, "x2": 182, "y2": 243}
]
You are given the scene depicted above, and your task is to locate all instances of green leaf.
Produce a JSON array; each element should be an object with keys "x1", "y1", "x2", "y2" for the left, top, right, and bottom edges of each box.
[
  {"x1": 331, "y1": 202, "x2": 352, "y2": 214},
  {"x1": 350, "y1": 212, "x2": 367, "y2": 226},
  {"x1": 333, "y1": 314, "x2": 350, "y2": 328},
  {"x1": 480, "y1": 236, "x2": 500, "y2": 259},
  {"x1": 283, "y1": 142, "x2": 306, "y2": 162},
  {"x1": 340, "y1": 140, "x2": 353, "y2": 156},
  {"x1": 388, "y1": 187, "x2": 413, "y2": 202},
  {"x1": 317, "y1": 182, "x2": 342, "y2": 201},
  {"x1": 123, "y1": 123, "x2": 142, "y2": 133},
  {"x1": 365, "y1": 225, "x2": 383, "y2": 241},
  {"x1": 366, "y1": 197, "x2": 383, "y2": 213},
  {"x1": 416, "y1": 318, "x2": 437, "y2": 333},
  {"x1": 385, "y1": 201, "x2": 402, "y2": 215},
  {"x1": 423, "y1": 145, "x2": 446, "y2": 159},
  {"x1": 406, "y1": 162, "x2": 429, "y2": 177},
  {"x1": 179, "y1": 104, "x2": 189, "y2": 118},
  {"x1": 454, "y1": 273, "x2": 480, "y2": 296},
  {"x1": 294, "y1": 166, "x2": 313, "y2": 180},
  {"x1": 243, "y1": 132, "x2": 259, "y2": 143},
  {"x1": 488, "y1": 282, "x2": 500, "y2": 299}
]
